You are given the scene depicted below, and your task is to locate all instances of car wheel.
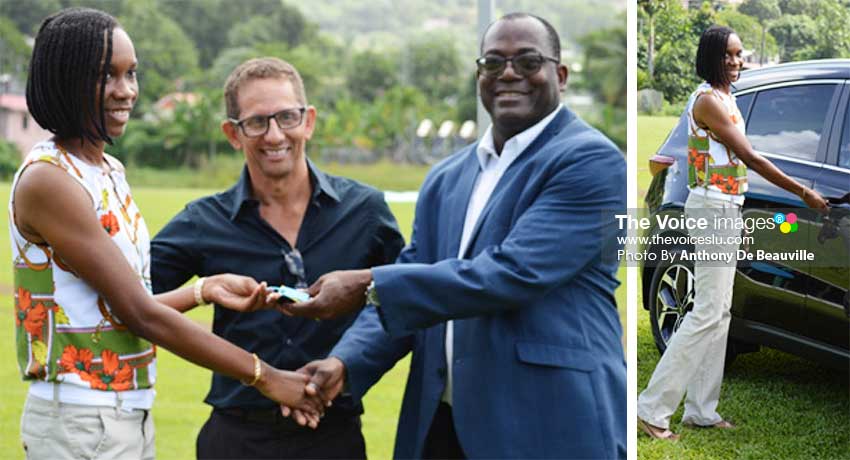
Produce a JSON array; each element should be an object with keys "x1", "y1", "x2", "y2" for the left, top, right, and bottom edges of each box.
[
  {"x1": 648, "y1": 248, "x2": 694, "y2": 354},
  {"x1": 647, "y1": 246, "x2": 740, "y2": 365}
]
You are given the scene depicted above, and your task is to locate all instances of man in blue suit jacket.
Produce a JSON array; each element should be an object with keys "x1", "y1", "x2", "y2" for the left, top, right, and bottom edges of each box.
[{"x1": 283, "y1": 13, "x2": 626, "y2": 459}]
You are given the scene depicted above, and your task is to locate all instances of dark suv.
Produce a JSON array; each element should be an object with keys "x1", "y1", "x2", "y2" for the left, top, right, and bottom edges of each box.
[{"x1": 642, "y1": 59, "x2": 850, "y2": 370}]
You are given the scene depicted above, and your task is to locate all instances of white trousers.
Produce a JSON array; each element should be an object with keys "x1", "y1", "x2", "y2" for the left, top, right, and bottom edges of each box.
[
  {"x1": 21, "y1": 392, "x2": 155, "y2": 460},
  {"x1": 637, "y1": 192, "x2": 742, "y2": 429}
]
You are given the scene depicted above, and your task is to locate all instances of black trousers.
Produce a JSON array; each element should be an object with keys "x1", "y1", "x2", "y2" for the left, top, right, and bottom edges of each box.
[
  {"x1": 196, "y1": 408, "x2": 366, "y2": 459},
  {"x1": 423, "y1": 402, "x2": 466, "y2": 459}
]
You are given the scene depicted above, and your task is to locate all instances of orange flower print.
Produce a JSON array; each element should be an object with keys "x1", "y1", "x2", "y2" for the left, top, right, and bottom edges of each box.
[
  {"x1": 100, "y1": 211, "x2": 120, "y2": 236},
  {"x1": 60, "y1": 345, "x2": 94, "y2": 375},
  {"x1": 710, "y1": 174, "x2": 739, "y2": 194},
  {"x1": 688, "y1": 149, "x2": 707, "y2": 171},
  {"x1": 86, "y1": 349, "x2": 134, "y2": 391},
  {"x1": 15, "y1": 287, "x2": 48, "y2": 340}
]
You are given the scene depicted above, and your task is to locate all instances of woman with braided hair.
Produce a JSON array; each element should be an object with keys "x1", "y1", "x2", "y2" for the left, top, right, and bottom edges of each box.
[
  {"x1": 13, "y1": 8, "x2": 326, "y2": 459},
  {"x1": 637, "y1": 25, "x2": 828, "y2": 441}
]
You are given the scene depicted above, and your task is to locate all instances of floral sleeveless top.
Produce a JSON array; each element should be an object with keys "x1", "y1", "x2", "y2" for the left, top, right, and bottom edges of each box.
[
  {"x1": 686, "y1": 82, "x2": 748, "y2": 196},
  {"x1": 10, "y1": 140, "x2": 156, "y2": 399}
]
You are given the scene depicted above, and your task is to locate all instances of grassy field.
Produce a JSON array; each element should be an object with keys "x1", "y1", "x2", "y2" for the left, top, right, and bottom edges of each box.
[
  {"x1": 636, "y1": 115, "x2": 679, "y2": 198},
  {"x1": 636, "y1": 116, "x2": 850, "y2": 459},
  {"x1": 0, "y1": 169, "x2": 627, "y2": 459},
  {"x1": 126, "y1": 154, "x2": 432, "y2": 192}
]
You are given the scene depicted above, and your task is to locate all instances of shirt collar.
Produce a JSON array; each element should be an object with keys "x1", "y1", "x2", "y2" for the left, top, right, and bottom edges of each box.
[
  {"x1": 475, "y1": 103, "x2": 563, "y2": 170},
  {"x1": 229, "y1": 159, "x2": 340, "y2": 221},
  {"x1": 308, "y1": 158, "x2": 341, "y2": 203}
]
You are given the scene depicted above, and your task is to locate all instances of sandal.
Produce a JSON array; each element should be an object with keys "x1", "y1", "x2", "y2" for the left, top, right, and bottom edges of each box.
[
  {"x1": 683, "y1": 419, "x2": 736, "y2": 429},
  {"x1": 638, "y1": 417, "x2": 680, "y2": 440}
]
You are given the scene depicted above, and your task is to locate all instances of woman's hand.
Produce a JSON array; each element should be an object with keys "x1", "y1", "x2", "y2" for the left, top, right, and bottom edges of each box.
[
  {"x1": 203, "y1": 274, "x2": 274, "y2": 312},
  {"x1": 254, "y1": 366, "x2": 325, "y2": 428}
]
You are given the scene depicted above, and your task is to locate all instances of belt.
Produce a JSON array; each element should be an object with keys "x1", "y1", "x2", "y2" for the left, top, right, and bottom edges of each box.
[{"x1": 214, "y1": 407, "x2": 359, "y2": 432}]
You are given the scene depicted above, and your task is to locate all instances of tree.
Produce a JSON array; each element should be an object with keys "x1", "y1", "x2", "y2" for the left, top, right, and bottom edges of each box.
[
  {"x1": 0, "y1": 16, "x2": 30, "y2": 83},
  {"x1": 119, "y1": 0, "x2": 200, "y2": 112},
  {"x1": 794, "y1": 0, "x2": 850, "y2": 60},
  {"x1": 161, "y1": 0, "x2": 278, "y2": 68},
  {"x1": 161, "y1": 0, "x2": 314, "y2": 69},
  {"x1": 226, "y1": 16, "x2": 278, "y2": 50},
  {"x1": 0, "y1": 0, "x2": 60, "y2": 34},
  {"x1": 654, "y1": 1, "x2": 692, "y2": 49},
  {"x1": 580, "y1": 24, "x2": 627, "y2": 107},
  {"x1": 405, "y1": 34, "x2": 463, "y2": 102},
  {"x1": 768, "y1": 15, "x2": 816, "y2": 62},
  {"x1": 717, "y1": 9, "x2": 778, "y2": 62},
  {"x1": 112, "y1": 88, "x2": 229, "y2": 168},
  {"x1": 346, "y1": 50, "x2": 400, "y2": 102},
  {"x1": 638, "y1": 0, "x2": 667, "y2": 81},
  {"x1": 739, "y1": 0, "x2": 781, "y2": 64},
  {"x1": 654, "y1": 40, "x2": 699, "y2": 104},
  {"x1": 777, "y1": 0, "x2": 818, "y2": 15},
  {"x1": 638, "y1": 0, "x2": 694, "y2": 101},
  {"x1": 0, "y1": 139, "x2": 21, "y2": 180},
  {"x1": 689, "y1": 1, "x2": 716, "y2": 38},
  {"x1": 225, "y1": 6, "x2": 316, "y2": 50}
]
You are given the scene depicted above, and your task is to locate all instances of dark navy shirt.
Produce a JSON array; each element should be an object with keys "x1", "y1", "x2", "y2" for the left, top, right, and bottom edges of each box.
[{"x1": 150, "y1": 162, "x2": 404, "y2": 413}]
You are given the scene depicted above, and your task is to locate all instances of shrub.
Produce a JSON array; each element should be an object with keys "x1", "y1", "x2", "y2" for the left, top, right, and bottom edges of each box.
[{"x1": 0, "y1": 140, "x2": 21, "y2": 180}]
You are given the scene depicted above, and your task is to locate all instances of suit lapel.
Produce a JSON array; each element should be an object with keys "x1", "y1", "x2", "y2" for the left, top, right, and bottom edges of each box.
[
  {"x1": 445, "y1": 149, "x2": 482, "y2": 258},
  {"x1": 461, "y1": 108, "x2": 572, "y2": 258}
]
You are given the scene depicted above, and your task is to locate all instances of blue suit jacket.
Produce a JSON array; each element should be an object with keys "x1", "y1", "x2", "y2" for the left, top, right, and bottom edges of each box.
[{"x1": 332, "y1": 107, "x2": 626, "y2": 459}]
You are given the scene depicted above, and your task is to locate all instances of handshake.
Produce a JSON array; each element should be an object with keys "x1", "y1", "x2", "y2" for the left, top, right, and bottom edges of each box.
[
  {"x1": 254, "y1": 357, "x2": 346, "y2": 429},
  {"x1": 204, "y1": 271, "x2": 370, "y2": 427}
]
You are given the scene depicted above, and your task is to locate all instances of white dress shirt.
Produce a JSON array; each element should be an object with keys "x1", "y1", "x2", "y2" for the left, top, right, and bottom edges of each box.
[{"x1": 442, "y1": 104, "x2": 563, "y2": 404}]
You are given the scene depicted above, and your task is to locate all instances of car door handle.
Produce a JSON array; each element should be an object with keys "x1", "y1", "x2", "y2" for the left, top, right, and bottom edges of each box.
[{"x1": 825, "y1": 192, "x2": 850, "y2": 205}]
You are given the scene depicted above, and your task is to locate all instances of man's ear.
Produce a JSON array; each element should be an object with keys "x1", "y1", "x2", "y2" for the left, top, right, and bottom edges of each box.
[
  {"x1": 302, "y1": 106, "x2": 317, "y2": 141},
  {"x1": 221, "y1": 120, "x2": 242, "y2": 150},
  {"x1": 557, "y1": 63, "x2": 569, "y2": 91}
]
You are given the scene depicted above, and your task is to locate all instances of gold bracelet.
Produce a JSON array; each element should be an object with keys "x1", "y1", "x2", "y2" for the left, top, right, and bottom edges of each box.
[
  {"x1": 241, "y1": 353, "x2": 262, "y2": 386},
  {"x1": 194, "y1": 277, "x2": 207, "y2": 306}
]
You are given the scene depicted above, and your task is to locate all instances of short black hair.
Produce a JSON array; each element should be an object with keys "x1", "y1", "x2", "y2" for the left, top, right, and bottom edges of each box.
[
  {"x1": 695, "y1": 25, "x2": 736, "y2": 87},
  {"x1": 482, "y1": 12, "x2": 561, "y2": 60},
  {"x1": 26, "y1": 7, "x2": 119, "y2": 145}
]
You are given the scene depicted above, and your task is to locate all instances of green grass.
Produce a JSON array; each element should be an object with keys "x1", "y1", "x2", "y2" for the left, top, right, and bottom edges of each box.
[
  {"x1": 637, "y1": 115, "x2": 679, "y2": 197},
  {"x1": 126, "y1": 154, "x2": 431, "y2": 192},
  {"x1": 636, "y1": 117, "x2": 850, "y2": 460}
]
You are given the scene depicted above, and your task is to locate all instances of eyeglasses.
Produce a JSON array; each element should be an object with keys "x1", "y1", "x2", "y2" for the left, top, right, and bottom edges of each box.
[
  {"x1": 229, "y1": 107, "x2": 306, "y2": 138},
  {"x1": 475, "y1": 52, "x2": 559, "y2": 77}
]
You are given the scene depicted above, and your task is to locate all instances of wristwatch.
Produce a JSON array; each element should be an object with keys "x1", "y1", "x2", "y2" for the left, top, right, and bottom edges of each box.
[{"x1": 365, "y1": 280, "x2": 380, "y2": 307}]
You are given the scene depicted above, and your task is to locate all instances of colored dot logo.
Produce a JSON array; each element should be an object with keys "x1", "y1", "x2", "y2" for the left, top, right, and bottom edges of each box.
[{"x1": 774, "y1": 212, "x2": 798, "y2": 234}]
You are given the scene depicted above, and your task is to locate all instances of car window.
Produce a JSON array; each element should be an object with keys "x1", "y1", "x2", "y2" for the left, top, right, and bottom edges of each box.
[
  {"x1": 840, "y1": 102, "x2": 850, "y2": 169},
  {"x1": 734, "y1": 92, "x2": 753, "y2": 122},
  {"x1": 746, "y1": 84, "x2": 838, "y2": 161}
]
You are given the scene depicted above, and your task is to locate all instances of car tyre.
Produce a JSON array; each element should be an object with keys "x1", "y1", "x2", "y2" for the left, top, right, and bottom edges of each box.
[{"x1": 648, "y1": 246, "x2": 694, "y2": 354}]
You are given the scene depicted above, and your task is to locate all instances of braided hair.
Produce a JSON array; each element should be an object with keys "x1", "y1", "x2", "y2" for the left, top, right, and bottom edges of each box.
[
  {"x1": 696, "y1": 25, "x2": 736, "y2": 88},
  {"x1": 26, "y1": 7, "x2": 118, "y2": 146}
]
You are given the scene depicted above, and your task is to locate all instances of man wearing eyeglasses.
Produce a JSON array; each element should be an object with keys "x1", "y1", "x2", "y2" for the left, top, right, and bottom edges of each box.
[
  {"x1": 280, "y1": 13, "x2": 626, "y2": 459},
  {"x1": 149, "y1": 58, "x2": 404, "y2": 459}
]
